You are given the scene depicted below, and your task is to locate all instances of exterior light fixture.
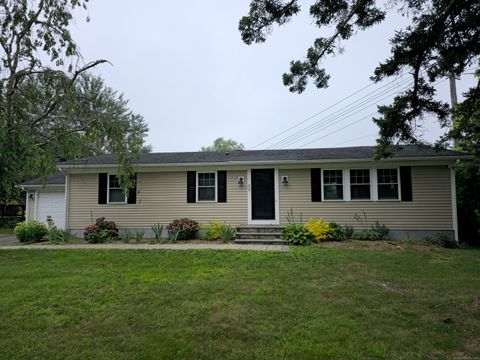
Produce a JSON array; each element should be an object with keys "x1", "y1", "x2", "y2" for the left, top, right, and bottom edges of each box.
[
  {"x1": 238, "y1": 176, "x2": 245, "y2": 185},
  {"x1": 282, "y1": 176, "x2": 289, "y2": 184}
]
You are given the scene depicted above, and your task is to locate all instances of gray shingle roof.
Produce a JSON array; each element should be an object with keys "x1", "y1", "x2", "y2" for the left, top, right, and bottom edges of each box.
[
  {"x1": 21, "y1": 173, "x2": 65, "y2": 187},
  {"x1": 58, "y1": 145, "x2": 466, "y2": 167}
]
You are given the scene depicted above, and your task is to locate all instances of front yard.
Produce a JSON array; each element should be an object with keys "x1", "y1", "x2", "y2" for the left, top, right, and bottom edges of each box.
[{"x1": 0, "y1": 245, "x2": 479, "y2": 359}]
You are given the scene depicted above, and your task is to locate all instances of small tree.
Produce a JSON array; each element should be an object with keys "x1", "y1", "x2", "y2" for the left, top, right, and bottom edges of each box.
[{"x1": 201, "y1": 137, "x2": 245, "y2": 152}]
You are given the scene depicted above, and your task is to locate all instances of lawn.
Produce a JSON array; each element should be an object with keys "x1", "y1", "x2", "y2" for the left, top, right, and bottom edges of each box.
[{"x1": 0, "y1": 245, "x2": 479, "y2": 359}]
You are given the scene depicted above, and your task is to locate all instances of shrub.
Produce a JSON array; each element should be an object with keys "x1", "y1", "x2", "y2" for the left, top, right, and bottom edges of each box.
[
  {"x1": 219, "y1": 224, "x2": 236, "y2": 243},
  {"x1": 281, "y1": 223, "x2": 314, "y2": 245},
  {"x1": 167, "y1": 218, "x2": 199, "y2": 240},
  {"x1": 304, "y1": 218, "x2": 332, "y2": 242},
  {"x1": 83, "y1": 217, "x2": 118, "y2": 243},
  {"x1": 203, "y1": 221, "x2": 224, "y2": 241},
  {"x1": 426, "y1": 232, "x2": 458, "y2": 248},
  {"x1": 352, "y1": 221, "x2": 389, "y2": 241},
  {"x1": 0, "y1": 218, "x2": 20, "y2": 229},
  {"x1": 151, "y1": 223, "x2": 164, "y2": 241},
  {"x1": 135, "y1": 230, "x2": 145, "y2": 243},
  {"x1": 168, "y1": 226, "x2": 182, "y2": 243},
  {"x1": 122, "y1": 229, "x2": 135, "y2": 243},
  {"x1": 329, "y1": 222, "x2": 353, "y2": 242},
  {"x1": 14, "y1": 221, "x2": 48, "y2": 243}
]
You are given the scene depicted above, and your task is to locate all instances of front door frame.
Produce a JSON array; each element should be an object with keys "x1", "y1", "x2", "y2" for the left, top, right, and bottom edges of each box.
[{"x1": 247, "y1": 168, "x2": 280, "y2": 225}]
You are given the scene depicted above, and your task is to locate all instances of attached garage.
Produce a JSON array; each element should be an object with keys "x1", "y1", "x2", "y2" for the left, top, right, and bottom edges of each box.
[
  {"x1": 21, "y1": 173, "x2": 66, "y2": 229},
  {"x1": 35, "y1": 190, "x2": 66, "y2": 229}
]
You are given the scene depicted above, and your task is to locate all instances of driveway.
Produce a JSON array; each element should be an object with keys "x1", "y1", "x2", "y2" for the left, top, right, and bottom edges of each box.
[{"x1": 0, "y1": 233, "x2": 19, "y2": 246}]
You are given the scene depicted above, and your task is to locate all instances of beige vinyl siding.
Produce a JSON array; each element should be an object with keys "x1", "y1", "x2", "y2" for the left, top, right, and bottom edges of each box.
[
  {"x1": 68, "y1": 171, "x2": 248, "y2": 230},
  {"x1": 27, "y1": 193, "x2": 35, "y2": 221},
  {"x1": 278, "y1": 166, "x2": 453, "y2": 230}
]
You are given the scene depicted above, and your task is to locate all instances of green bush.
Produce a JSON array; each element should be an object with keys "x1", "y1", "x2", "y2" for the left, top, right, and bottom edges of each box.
[
  {"x1": 219, "y1": 224, "x2": 236, "y2": 243},
  {"x1": 122, "y1": 229, "x2": 135, "y2": 243},
  {"x1": 281, "y1": 223, "x2": 314, "y2": 245},
  {"x1": 352, "y1": 222, "x2": 389, "y2": 241},
  {"x1": 167, "y1": 218, "x2": 199, "y2": 240},
  {"x1": 135, "y1": 230, "x2": 145, "y2": 243},
  {"x1": 14, "y1": 221, "x2": 48, "y2": 243},
  {"x1": 425, "y1": 232, "x2": 458, "y2": 248},
  {"x1": 83, "y1": 217, "x2": 118, "y2": 243},
  {"x1": 151, "y1": 223, "x2": 164, "y2": 241},
  {"x1": 203, "y1": 221, "x2": 224, "y2": 241},
  {"x1": 329, "y1": 222, "x2": 353, "y2": 241}
]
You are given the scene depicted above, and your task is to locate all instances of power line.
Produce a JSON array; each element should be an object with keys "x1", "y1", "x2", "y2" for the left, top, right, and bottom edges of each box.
[
  {"x1": 299, "y1": 77, "x2": 451, "y2": 148},
  {"x1": 266, "y1": 75, "x2": 414, "y2": 149},
  {"x1": 248, "y1": 71, "x2": 411, "y2": 149},
  {"x1": 269, "y1": 80, "x2": 414, "y2": 149}
]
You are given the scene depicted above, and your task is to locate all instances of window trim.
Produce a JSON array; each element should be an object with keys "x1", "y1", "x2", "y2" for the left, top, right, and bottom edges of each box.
[
  {"x1": 107, "y1": 174, "x2": 127, "y2": 204},
  {"x1": 321, "y1": 169, "x2": 346, "y2": 202},
  {"x1": 375, "y1": 167, "x2": 401, "y2": 201},
  {"x1": 349, "y1": 168, "x2": 373, "y2": 201},
  {"x1": 196, "y1": 171, "x2": 218, "y2": 203}
]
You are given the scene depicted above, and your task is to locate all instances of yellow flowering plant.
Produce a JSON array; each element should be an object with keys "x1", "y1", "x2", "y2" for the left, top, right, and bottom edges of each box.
[{"x1": 304, "y1": 218, "x2": 332, "y2": 242}]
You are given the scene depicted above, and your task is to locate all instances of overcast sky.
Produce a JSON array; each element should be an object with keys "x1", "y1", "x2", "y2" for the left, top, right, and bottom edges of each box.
[{"x1": 70, "y1": 1, "x2": 476, "y2": 152}]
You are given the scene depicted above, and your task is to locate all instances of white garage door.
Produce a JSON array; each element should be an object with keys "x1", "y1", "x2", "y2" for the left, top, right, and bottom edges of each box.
[{"x1": 36, "y1": 191, "x2": 66, "y2": 229}]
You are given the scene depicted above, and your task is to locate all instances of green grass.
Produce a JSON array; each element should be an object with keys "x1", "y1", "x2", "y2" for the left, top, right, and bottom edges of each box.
[
  {"x1": 0, "y1": 247, "x2": 479, "y2": 359},
  {"x1": 0, "y1": 228, "x2": 14, "y2": 234}
]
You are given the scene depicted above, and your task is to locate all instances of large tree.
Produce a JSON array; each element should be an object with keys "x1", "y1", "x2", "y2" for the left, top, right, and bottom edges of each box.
[
  {"x1": 0, "y1": 0, "x2": 147, "y2": 200},
  {"x1": 239, "y1": 0, "x2": 480, "y2": 156},
  {"x1": 201, "y1": 137, "x2": 245, "y2": 152}
]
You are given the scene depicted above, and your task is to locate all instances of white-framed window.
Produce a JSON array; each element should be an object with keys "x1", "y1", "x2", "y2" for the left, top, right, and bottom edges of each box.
[
  {"x1": 350, "y1": 169, "x2": 371, "y2": 200},
  {"x1": 108, "y1": 174, "x2": 126, "y2": 204},
  {"x1": 197, "y1": 172, "x2": 217, "y2": 202},
  {"x1": 322, "y1": 169, "x2": 344, "y2": 201},
  {"x1": 377, "y1": 168, "x2": 400, "y2": 200}
]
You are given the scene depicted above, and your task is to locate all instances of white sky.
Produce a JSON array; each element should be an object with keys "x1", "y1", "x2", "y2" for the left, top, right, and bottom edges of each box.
[{"x1": 70, "y1": 1, "x2": 477, "y2": 152}]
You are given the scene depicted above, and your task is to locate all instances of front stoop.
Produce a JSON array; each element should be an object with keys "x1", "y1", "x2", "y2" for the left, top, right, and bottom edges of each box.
[{"x1": 235, "y1": 226, "x2": 287, "y2": 245}]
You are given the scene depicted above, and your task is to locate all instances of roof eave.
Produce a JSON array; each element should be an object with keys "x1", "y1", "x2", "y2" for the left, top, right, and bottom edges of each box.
[{"x1": 58, "y1": 155, "x2": 472, "y2": 170}]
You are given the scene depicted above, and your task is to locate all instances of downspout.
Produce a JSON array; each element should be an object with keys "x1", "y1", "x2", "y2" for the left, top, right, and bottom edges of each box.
[
  {"x1": 450, "y1": 165, "x2": 459, "y2": 243},
  {"x1": 59, "y1": 169, "x2": 69, "y2": 230}
]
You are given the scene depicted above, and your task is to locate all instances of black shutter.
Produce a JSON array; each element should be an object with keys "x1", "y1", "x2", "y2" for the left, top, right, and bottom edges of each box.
[
  {"x1": 98, "y1": 173, "x2": 108, "y2": 204},
  {"x1": 127, "y1": 173, "x2": 137, "y2": 204},
  {"x1": 187, "y1": 171, "x2": 196, "y2": 203},
  {"x1": 311, "y1": 168, "x2": 322, "y2": 202},
  {"x1": 217, "y1": 171, "x2": 227, "y2": 203},
  {"x1": 400, "y1": 166, "x2": 413, "y2": 201}
]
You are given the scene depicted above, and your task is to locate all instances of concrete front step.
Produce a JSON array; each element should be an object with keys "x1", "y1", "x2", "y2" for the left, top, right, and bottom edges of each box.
[
  {"x1": 235, "y1": 238, "x2": 287, "y2": 245},
  {"x1": 236, "y1": 232, "x2": 283, "y2": 240},
  {"x1": 236, "y1": 226, "x2": 284, "y2": 234}
]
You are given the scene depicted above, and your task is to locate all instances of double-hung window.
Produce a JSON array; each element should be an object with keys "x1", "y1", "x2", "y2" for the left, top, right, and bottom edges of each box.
[
  {"x1": 350, "y1": 169, "x2": 371, "y2": 200},
  {"x1": 197, "y1": 172, "x2": 216, "y2": 202},
  {"x1": 108, "y1": 175, "x2": 126, "y2": 203},
  {"x1": 377, "y1": 169, "x2": 399, "y2": 200},
  {"x1": 323, "y1": 170, "x2": 343, "y2": 200}
]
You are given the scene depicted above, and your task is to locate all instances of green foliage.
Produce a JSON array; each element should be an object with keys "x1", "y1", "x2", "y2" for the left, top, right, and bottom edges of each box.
[
  {"x1": 0, "y1": 1, "x2": 149, "y2": 201},
  {"x1": 0, "y1": 218, "x2": 20, "y2": 229},
  {"x1": 167, "y1": 218, "x2": 199, "y2": 240},
  {"x1": 329, "y1": 222, "x2": 353, "y2": 242},
  {"x1": 304, "y1": 218, "x2": 332, "y2": 242},
  {"x1": 45, "y1": 216, "x2": 73, "y2": 243},
  {"x1": 281, "y1": 224, "x2": 313, "y2": 246},
  {"x1": 134, "y1": 230, "x2": 145, "y2": 243},
  {"x1": 14, "y1": 221, "x2": 48, "y2": 243},
  {"x1": 83, "y1": 217, "x2": 118, "y2": 244},
  {"x1": 219, "y1": 224, "x2": 236, "y2": 243},
  {"x1": 425, "y1": 233, "x2": 459, "y2": 249},
  {"x1": 203, "y1": 221, "x2": 236, "y2": 242},
  {"x1": 200, "y1": 137, "x2": 245, "y2": 152},
  {"x1": 151, "y1": 223, "x2": 164, "y2": 241},
  {"x1": 203, "y1": 221, "x2": 224, "y2": 241},
  {"x1": 122, "y1": 230, "x2": 135, "y2": 243},
  {"x1": 239, "y1": 1, "x2": 480, "y2": 156},
  {"x1": 168, "y1": 227, "x2": 182, "y2": 243},
  {"x1": 352, "y1": 222, "x2": 389, "y2": 241}
]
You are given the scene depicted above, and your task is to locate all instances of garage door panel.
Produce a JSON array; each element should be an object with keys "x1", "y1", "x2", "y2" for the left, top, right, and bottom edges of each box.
[{"x1": 36, "y1": 191, "x2": 65, "y2": 229}]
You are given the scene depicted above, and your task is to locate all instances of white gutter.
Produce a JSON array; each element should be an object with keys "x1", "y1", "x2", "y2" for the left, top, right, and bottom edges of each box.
[
  {"x1": 450, "y1": 166, "x2": 459, "y2": 243},
  {"x1": 58, "y1": 155, "x2": 472, "y2": 170}
]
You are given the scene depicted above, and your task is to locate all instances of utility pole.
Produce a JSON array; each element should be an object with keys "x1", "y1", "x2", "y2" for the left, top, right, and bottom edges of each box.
[{"x1": 449, "y1": 72, "x2": 458, "y2": 147}]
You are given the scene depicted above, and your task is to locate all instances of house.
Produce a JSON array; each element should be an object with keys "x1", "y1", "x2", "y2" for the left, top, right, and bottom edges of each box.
[{"x1": 21, "y1": 146, "x2": 468, "y2": 241}]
